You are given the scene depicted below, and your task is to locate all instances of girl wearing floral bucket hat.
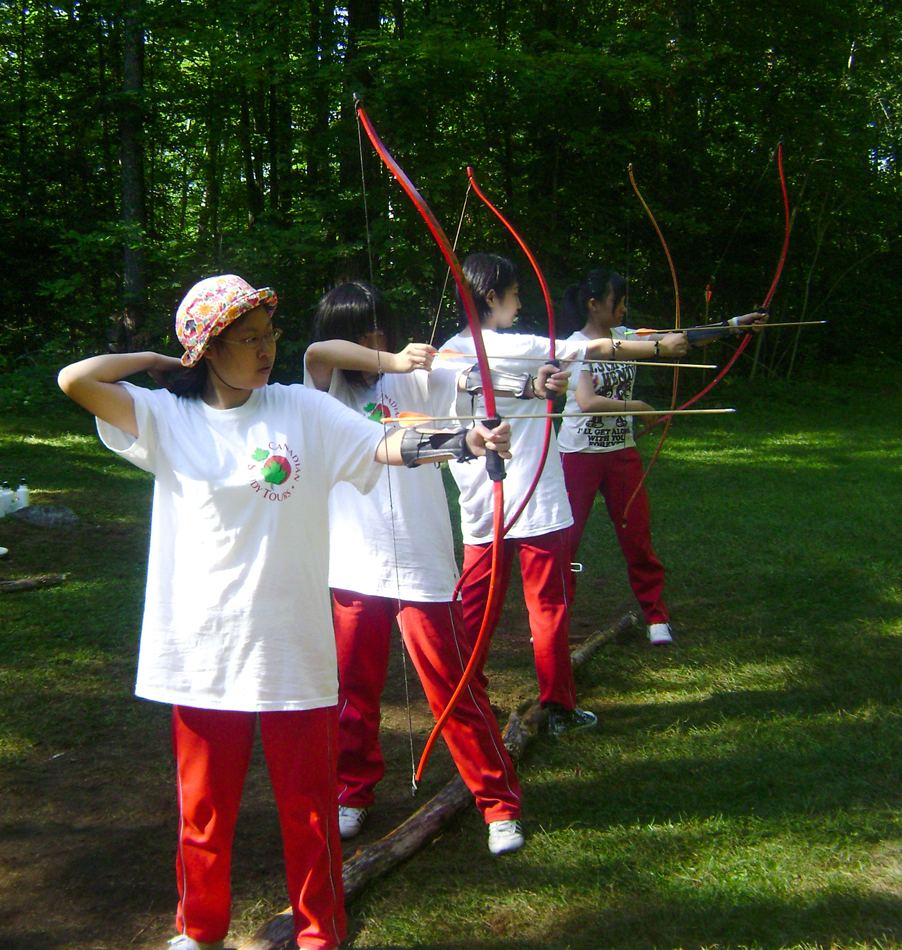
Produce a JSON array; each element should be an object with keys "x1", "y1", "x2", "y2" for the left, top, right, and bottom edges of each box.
[{"x1": 58, "y1": 274, "x2": 512, "y2": 950}]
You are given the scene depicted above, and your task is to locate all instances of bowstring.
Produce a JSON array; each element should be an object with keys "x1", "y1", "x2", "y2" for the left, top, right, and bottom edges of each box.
[
  {"x1": 356, "y1": 110, "x2": 418, "y2": 790},
  {"x1": 429, "y1": 184, "x2": 472, "y2": 347},
  {"x1": 703, "y1": 140, "x2": 781, "y2": 321}
]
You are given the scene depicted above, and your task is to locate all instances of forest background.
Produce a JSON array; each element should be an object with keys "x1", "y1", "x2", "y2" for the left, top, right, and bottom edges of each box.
[
  {"x1": 3, "y1": 4, "x2": 902, "y2": 948},
  {"x1": 2, "y1": 0, "x2": 900, "y2": 394}
]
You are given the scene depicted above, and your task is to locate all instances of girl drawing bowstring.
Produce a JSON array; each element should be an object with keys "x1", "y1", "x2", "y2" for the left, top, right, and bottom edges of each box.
[
  {"x1": 57, "y1": 275, "x2": 511, "y2": 950},
  {"x1": 442, "y1": 253, "x2": 688, "y2": 737},
  {"x1": 558, "y1": 268, "x2": 766, "y2": 645},
  {"x1": 304, "y1": 280, "x2": 526, "y2": 857}
]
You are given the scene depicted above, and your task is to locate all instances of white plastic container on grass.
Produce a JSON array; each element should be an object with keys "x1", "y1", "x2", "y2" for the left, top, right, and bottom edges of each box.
[{"x1": 0, "y1": 482, "x2": 15, "y2": 517}]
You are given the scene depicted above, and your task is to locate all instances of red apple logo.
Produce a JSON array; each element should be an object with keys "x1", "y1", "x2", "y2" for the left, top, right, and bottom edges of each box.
[
  {"x1": 364, "y1": 401, "x2": 392, "y2": 422},
  {"x1": 261, "y1": 455, "x2": 291, "y2": 485}
]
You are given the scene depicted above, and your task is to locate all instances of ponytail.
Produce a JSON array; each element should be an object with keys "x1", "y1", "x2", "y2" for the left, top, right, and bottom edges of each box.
[{"x1": 559, "y1": 269, "x2": 628, "y2": 335}]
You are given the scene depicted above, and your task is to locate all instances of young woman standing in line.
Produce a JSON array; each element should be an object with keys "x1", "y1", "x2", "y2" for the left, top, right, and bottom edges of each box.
[{"x1": 58, "y1": 275, "x2": 511, "y2": 950}]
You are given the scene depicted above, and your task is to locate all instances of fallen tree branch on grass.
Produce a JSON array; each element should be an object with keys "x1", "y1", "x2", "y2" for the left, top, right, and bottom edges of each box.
[
  {"x1": 235, "y1": 612, "x2": 638, "y2": 950},
  {"x1": 0, "y1": 573, "x2": 69, "y2": 593}
]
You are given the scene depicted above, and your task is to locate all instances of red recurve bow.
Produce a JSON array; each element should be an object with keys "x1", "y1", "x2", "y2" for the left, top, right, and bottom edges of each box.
[
  {"x1": 621, "y1": 163, "x2": 682, "y2": 526},
  {"x1": 354, "y1": 97, "x2": 506, "y2": 787},
  {"x1": 654, "y1": 142, "x2": 791, "y2": 421},
  {"x1": 443, "y1": 166, "x2": 560, "y2": 599}
]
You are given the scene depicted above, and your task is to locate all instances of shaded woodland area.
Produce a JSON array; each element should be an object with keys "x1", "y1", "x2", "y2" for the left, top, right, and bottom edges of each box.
[{"x1": 2, "y1": 0, "x2": 899, "y2": 381}]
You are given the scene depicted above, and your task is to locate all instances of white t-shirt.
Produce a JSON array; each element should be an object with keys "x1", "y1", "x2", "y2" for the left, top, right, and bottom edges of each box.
[
  {"x1": 440, "y1": 329, "x2": 588, "y2": 544},
  {"x1": 558, "y1": 329, "x2": 638, "y2": 454},
  {"x1": 309, "y1": 366, "x2": 462, "y2": 601},
  {"x1": 97, "y1": 382, "x2": 383, "y2": 712}
]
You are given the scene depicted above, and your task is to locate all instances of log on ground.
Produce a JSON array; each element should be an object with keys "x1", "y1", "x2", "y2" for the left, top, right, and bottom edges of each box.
[
  {"x1": 235, "y1": 612, "x2": 637, "y2": 950},
  {"x1": 0, "y1": 573, "x2": 69, "y2": 593}
]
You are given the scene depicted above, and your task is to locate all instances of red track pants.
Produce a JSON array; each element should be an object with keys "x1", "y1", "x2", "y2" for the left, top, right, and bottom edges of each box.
[
  {"x1": 333, "y1": 591, "x2": 521, "y2": 822},
  {"x1": 172, "y1": 705, "x2": 346, "y2": 950},
  {"x1": 460, "y1": 528, "x2": 577, "y2": 709},
  {"x1": 561, "y1": 447, "x2": 668, "y2": 625}
]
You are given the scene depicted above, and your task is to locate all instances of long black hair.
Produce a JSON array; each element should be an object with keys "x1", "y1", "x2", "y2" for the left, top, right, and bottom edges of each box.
[
  {"x1": 456, "y1": 253, "x2": 520, "y2": 328},
  {"x1": 560, "y1": 269, "x2": 628, "y2": 336},
  {"x1": 313, "y1": 281, "x2": 399, "y2": 387},
  {"x1": 166, "y1": 360, "x2": 209, "y2": 397}
]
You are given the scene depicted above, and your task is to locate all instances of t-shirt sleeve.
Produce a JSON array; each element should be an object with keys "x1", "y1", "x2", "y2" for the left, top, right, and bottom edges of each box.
[
  {"x1": 95, "y1": 382, "x2": 161, "y2": 474},
  {"x1": 562, "y1": 334, "x2": 590, "y2": 390},
  {"x1": 310, "y1": 389, "x2": 384, "y2": 495},
  {"x1": 424, "y1": 365, "x2": 462, "y2": 421},
  {"x1": 302, "y1": 355, "x2": 335, "y2": 393}
]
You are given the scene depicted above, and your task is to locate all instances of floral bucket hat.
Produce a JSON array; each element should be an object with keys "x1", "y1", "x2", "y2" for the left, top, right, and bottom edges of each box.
[{"x1": 176, "y1": 275, "x2": 278, "y2": 367}]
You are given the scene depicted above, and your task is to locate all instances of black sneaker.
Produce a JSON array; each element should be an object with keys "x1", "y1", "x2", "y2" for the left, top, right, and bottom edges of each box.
[{"x1": 545, "y1": 703, "x2": 598, "y2": 738}]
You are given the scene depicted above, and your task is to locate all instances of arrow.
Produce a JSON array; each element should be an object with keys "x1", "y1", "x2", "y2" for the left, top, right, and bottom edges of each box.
[
  {"x1": 380, "y1": 409, "x2": 736, "y2": 427},
  {"x1": 626, "y1": 320, "x2": 825, "y2": 335},
  {"x1": 436, "y1": 350, "x2": 717, "y2": 369}
]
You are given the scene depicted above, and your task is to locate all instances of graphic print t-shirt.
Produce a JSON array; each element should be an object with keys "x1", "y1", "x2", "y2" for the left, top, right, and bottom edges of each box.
[
  {"x1": 97, "y1": 383, "x2": 383, "y2": 711},
  {"x1": 558, "y1": 328, "x2": 637, "y2": 454}
]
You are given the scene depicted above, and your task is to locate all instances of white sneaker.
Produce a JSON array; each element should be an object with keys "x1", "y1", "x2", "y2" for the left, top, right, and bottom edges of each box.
[
  {"x1": 0, "y1": 547, "x2": 7, "y2": 558},
  {"x1": 167, "y1": 936, "x2": 224, "y2": 950},
  {"x1": 488, "y1": 819, "x2": 525, "y2": 856},
  {"x1": 647, "y1": 623, "x2": 673, "y2": 645},
  {"x1": 338, "y1": 805, "x2": 370, "y2": 840}
]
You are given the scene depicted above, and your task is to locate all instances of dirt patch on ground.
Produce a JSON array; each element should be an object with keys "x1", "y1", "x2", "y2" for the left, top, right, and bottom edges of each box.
[{"x1": 0, "y1": 557, "x2": 627, "y2": 950}]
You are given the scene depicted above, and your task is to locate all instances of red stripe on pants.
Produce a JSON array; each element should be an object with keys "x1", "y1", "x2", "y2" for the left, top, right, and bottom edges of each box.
[
  {"x1": 561, "y1": 447, "x2": 668, "y2": 625},
  {"x1": 172, "y1": 705, "x2": 346, "y2": 949},
  {"x1": 333, "y1": 591, "x2": 521, "y2": 822}
]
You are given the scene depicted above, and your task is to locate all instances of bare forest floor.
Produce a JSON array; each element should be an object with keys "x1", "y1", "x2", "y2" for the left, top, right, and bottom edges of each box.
[{"x1": 0, "y1": 503, "x2": 616, "y2": 950}]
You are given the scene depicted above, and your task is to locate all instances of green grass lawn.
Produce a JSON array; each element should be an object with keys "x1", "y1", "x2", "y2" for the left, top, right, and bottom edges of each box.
[
  {"x1": 1, "y1": 360, "x2": 901, "y2": 949},
  {"x1": 348, "y1": 362, "x2": 902, "y2": 949}
]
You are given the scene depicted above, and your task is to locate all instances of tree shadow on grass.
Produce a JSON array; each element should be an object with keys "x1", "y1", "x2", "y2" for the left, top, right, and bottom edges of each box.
[
  {"x1": 0, "y1": 817, "x2": 176, "y2": 950},
  {"x1": 355, "y1": 890, "x2": 902, "y2": 950},
  {"x1": 523, "y1": 683, "x2": 902, "y2": 830}
]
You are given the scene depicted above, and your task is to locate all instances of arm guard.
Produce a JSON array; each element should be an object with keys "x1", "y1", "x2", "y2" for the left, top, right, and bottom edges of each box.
[
  {"x1": 400, "y1": 426, "x2": 477, "y2": 467},
  {"x1": 463, "y1": 365, "x2": 534, "y2": 400},
  {"x1": 686, "y1": 311, "x2": 768, "y2": 345},
  {"x1": 686, "y1": 324, "x2": 732, "y2": 345}
]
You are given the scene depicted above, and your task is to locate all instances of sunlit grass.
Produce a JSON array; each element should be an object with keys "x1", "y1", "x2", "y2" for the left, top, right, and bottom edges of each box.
[{"x1": 16, "y1": 433, "x2": 99, "y2": 449}]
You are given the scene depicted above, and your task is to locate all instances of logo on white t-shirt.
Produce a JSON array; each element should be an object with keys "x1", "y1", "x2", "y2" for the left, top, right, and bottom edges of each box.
[
  {"x1": 364, "y1": 396, "x2": 399, "y2": 423},
  {"x1": 248, "y1": 443, "x2": 301, "y2": 501}
]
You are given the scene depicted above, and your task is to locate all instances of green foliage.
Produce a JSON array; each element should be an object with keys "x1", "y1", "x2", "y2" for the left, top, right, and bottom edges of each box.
[
  {"x1": 2, "y1": 0, "x2": 901, "y2": 364},
  {"x1": 0, "y1": 343, "x2": 75, "y2": 411}
]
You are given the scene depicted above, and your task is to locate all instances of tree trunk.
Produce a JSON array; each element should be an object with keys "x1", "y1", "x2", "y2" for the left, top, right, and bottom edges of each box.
[
  {"x1": 197, "y1": 72, "x2": 223, "y2": 258},
  {"x1": 119, "y1": 0, "x2": 146, "y2": 351},
  {"x1": 268, "y1": 82, "x2": 281, "y2": 215},
  {"x1": 17, "y1": 0, "x2": 28, "y2": 211},
  {"x1": 305, "y1": 0, "x2": 335, "y2": 195},
  {"x1": 342, "y1": 0, "x2": 382, "y2": 276},
  {"x1": 240, "y1": 87, "x2": 264, "y2": 227}
]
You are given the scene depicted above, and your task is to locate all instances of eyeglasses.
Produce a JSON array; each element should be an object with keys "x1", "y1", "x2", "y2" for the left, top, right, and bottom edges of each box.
[{"x1": 219, "y1": 328, "x2": 283, "y2": 350}]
